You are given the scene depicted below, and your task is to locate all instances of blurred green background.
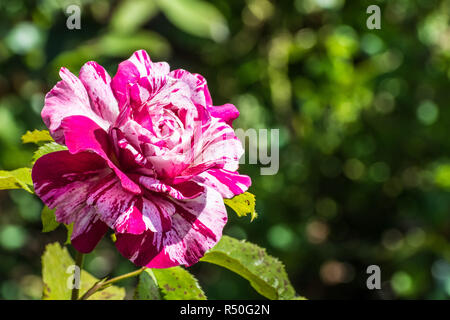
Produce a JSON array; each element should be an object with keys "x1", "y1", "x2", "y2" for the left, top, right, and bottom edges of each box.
[{"x1": 1, "y1": 0, "x2": 450, "y2": 300}]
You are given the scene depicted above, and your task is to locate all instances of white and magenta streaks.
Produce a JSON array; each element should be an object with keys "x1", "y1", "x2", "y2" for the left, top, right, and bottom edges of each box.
[{"x1": 32, "y1": 50, "x2": 251, "y2": 268}]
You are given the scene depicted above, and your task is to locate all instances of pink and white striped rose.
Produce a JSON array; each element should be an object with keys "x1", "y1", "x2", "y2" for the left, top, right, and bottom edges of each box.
[{"x1": 32, "y1": 50, "x2": 251, "y2": 268}]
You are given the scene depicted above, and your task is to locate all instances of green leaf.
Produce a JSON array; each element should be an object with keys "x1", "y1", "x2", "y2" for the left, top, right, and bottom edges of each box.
[
  {"x1": 65, "y1": 223, "x2": 73, "y2": 245},
  {"x1": 156, "y1": 0, "x2": 229, "y2": 42},
  {"x1": 42, "y1": 242, "x2": 125, "y2": 300},
  {"x1": 200, "y1": 235, "x2": 300, "y2": 300},
  {"x1": 134, "y1": 269, "x2": 161, "y2": 300},
  {"x1": 224, "y1": 192, "x2": 258, "y2": 221},
  {"x1": 21, "y1": 130, "x2": 53, "y2": 144},
  {"x1": 0, "y1": 168, "x2": 33, "y2": 193},
  {"x1": 50, "y1": 45, "x2": 100, "y2": 78},
  {"x1": 110, "y1": 0, "x2": 159, "y2": 34},
  {"x1": 99, "y1": 31, "x2": 171, "y2": 59},
  {"x1": 41, "y1": 206, "x2": 59, "y2": 232},
  {"x1": 153, "y1": 267, "x2": 207, "y2": 300},
  {"x1": 32, "y1": 142, "x2": 67, "y2": 164},
  {"x1": 135, "y1": 267, "x2": 206, "y2": 300}
]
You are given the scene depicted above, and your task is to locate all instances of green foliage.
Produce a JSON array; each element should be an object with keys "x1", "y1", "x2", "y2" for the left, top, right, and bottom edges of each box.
[
  {"x1": 110, "y1": 0, "x2": 159, "y2": 34},
  {"x1": 135, "y1": 267, "x2": 206, "y2": 300},
  {"x1": 224, "y1": 192, "x2": 258, "y2": 221},
  {"x1": 40, "y1": 206, "x2": 72, "y2": 246},
  {"x1": 135, "y1": 269, "x2": 161, "y2": 300},
  {"x1": 65, "y1": 223, "x2": 73, "y2": 245},
  {"x1": 41, "y1": 242, "x2": 125, "y2": 300},
  {"x1": 201, "y1": 236, "x2": 299, "y2": 300},
  {"x1": 50, "y1": 32, "x2": 171, "y2": 75},
  {"x1": 153, "y1": 267, "x2": 207, "y2": 300},
  {"x1": 0, "y1": 168, "x2": 33, "y2": 193},
  {"x1": 41, "y1": 206, "x2": 59, "y2": 232},
  {"x1": 156, "y1": 0, "x2": 228, "y2": 41},
  {"x1": 32, "y1": 142, "x2": 67, "y2": 164},
  {"x1": 21, "y1": 130, "x2": 53, "y2": 144},
  {"x1": 99, "y1": 32, "x2": 171, "y2": 59},
  {"x1": 432, "y1": 163, "x2": 450, "y2": 189}
]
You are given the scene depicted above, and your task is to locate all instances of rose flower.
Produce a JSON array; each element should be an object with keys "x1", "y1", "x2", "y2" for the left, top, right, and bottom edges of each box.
[{"x1": 32, "y1": 50, "x2": 251, "y2": 268}]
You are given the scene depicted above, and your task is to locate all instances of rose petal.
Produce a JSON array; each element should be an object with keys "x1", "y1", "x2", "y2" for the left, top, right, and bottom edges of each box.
[
  {"x1": 42, "y1": 67, "x2": 113, "y2": 143},
  {"x1": 194, "y1": 168, "x2": 251, "y2": 198},
  {"x1": 71, "y1": 206, "x2": 109, "y2": 253},
  {"x1": 111, "y1": 50, "x2": 170, "y2": 109},
  {"x1": 207, "y1": 103, "x2": 240, "y2": 125},
  {"x1": 79, "y1": 61, "x2": 119, "y2": 124},
  {"x1": 61, "y1": 115, "x2": 141, "y2": 194},
  {"x1": 110, "y1": 127, "x2": 148, "y2": 171},
  {"x1": 170, "y1": 69, "x2": 210, "y2": 107},
  {"x1": 33, "y1": 151, "x2": 110, "y2": 253},
  {"x1": 114, "y1": 186, "x2": 227, "y2": 268},
  {"x1": 138, "y1": 176, "x2": 204, "y2": 200},
  {"x1": 186, "y1": 116, "x2": 244, "y2": 175},
  {"x1": 86, "y1": 178, "x2": 173, "y2": 234}
]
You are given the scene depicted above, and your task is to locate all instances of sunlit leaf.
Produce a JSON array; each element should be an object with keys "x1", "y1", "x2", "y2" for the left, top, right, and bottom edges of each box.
[
  {"x1": 50, "y1": 45, "x2": 100, "y2": 79},
  {"x1": 65, "y1": 223, "x2": 73, "y2": 245},
  {"x1": 110, "y1": 0, "x2": 159, "y2": 34},
  {"x1": 0, "y1": 168, "x2": 33, "y2": 193},
  {"x1": 224, "y1": 192, "x2": 258, "y2": 221},
  {"x1": 21, "y1": 130, "x2": 53, "y2": 144},
  {"x1": 42, "y1": 242, "x2": 125, "y2": 300},
  {"x1": 156, "y1": 0, "x2": 229, "y2": 42},
  {"x1": 99, "y1": 31, "x2": 171, "y2": 59},
  {"x1": 51, "y1": 32, "x2": 171, "y2": 77},
  {"x1": 32, "y1": 142, "x2": 67, "y2": 164},
  {"x1": 201, "y1": 235, "x2": 301, "y2": 300},
  {"x1": 41, "y1": 206, "x2": 59, "y2": 232},
  {"x1": 135, "y1": 267, "x2": 206, "y2": 300}
]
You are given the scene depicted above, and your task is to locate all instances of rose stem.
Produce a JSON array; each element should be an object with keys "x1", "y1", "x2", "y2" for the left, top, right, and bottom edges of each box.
[{"x1": 79, "y1": 267, "x2": 146, "y2": 300}]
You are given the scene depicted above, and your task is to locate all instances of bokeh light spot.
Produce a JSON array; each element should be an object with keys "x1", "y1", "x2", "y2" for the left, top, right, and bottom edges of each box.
[
  {"x1": 417, "y1": 100, "x2": 439, "y2": 125},
  {"x1": 0, "y1": 225, "x2": 27, "y2": 250}
]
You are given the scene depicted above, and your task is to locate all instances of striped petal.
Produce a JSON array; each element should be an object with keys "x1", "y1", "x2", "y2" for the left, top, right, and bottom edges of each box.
[
  {"x1": 138, "y1": 176, "x2": 204, "y2": 200},
  {"x1": 187, "y1": 116, "x2": 244, "y2": 175},
  {"x1": 79, "y1": 61, "x2": 119, "y2": 124},
  {"x1": 32, "y1": 150, "x2": 108, "y2": 223},
  {"x1": 32, "y1": 150, "x2": 110, "y2": 252},
  {"x1": 42, "y1": 67, "x2": 116, "y2": 144},
  {"x1": 194, "y1": 168, "x2": 251, "y2": 199},
  {"x1": 71, "y1": 206, "x2": 109, "y2": 253},
  {"x1": 114, "y1": 186, "x2": 227, "y2": 268},
  {"x1": 61, "y1": 115, "x2": 141, "y2": 194},
  {"x1": 111, "y1": 50, "x2": 170, "y2": 109},
  {"x1": 86, "y1": 177, "x2": 173, "y2": 234},
  {"x1": 207, "y1": 103, "x2": 240, "y2": 125}
]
